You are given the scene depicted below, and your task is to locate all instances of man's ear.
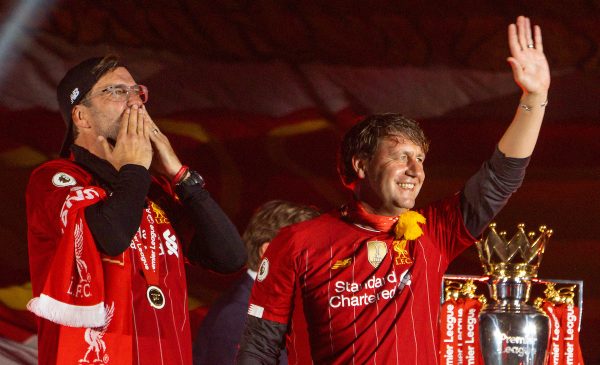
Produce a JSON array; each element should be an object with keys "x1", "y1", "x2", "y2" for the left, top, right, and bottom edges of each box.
[
  {"x1": 352, "y1": 155, "x2": 367, "y2": 179},
  {"x1": 71, "y1": 105, "x2": 91, "y2": 129},
  {"x1": 259, "y1": 242, "x2": 270, "y2": 258}
]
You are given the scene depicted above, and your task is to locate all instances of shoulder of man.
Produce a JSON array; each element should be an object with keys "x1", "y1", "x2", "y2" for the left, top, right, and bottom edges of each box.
[
  {"x1": 415, "y1": 192, "x2": 462, "y2": 227},
  {"x1": 28, "y1": 158, "x2": 92, "y2": 190},
  {"x1": 26, "y1": 158, "x2": 98, "y2": 231},
  {"x1": 26, "y1": 159, "x2": 95, "y2": 206},
  {"x1": 264, "y1": 211, "x2": 342, "y2": 263},
  {"x1": 282, "y1": 209, "x2": 339, "y2": 234}
]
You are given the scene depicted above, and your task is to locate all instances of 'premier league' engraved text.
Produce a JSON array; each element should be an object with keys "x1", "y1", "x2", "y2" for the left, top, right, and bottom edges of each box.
[{"x1": 501, "y1": 334, "x2": 537, "y2": 357}]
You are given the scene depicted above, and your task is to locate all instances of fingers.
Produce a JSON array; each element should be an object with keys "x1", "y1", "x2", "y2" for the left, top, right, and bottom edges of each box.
[
  {"x1": 117, "y1": 108, "x2": 130, "y2": 140},
  {"x1": 128, "y1": 105, "x2": 140, "y2": 135},
  {"x1": 508, "y1": 23, "x2": 521, "y2": 56},
  {"x1": 137, "y1": 106, "x2": 145, "y2": 135},
  {"x1": 149, "y1": 125, "x2": 162, "y2": 145},
  {"x1": 517, "y1": 16, "x2": 528, "y2": 50},
  {"x1": 510, "y1": 16, "x2": 542, "y2": 57},
  {"x1": 534, "y1": 25, "x2": 543, "y2": 52},
  {"x1": 118, "y1": 105, "x2": 149, "y2": 139},
  {"x1": 137, "y1": 107, "x2": 151, "y2": 139},
  {"x1": 143, "y1": 110, "x2": 154, "y2": 140},
  {"x1": 97, "y1": 136, "x2": 113, "y2": 158},
  {"x1": 507, "y1": 17, "x2": 550, "y2": 94},
  {"x1": 512, "y1": 16, "x2": 538, "y2": 51},
  {"x1": 524, "y1": 17, "x2": 533, "y2": 47},
  {"x1": 142, "y1": 106, "x2": 161, "y2": 141}
]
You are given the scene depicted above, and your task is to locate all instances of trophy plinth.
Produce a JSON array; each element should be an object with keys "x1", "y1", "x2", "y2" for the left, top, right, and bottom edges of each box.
[{"x1": 476, "y1": 223, "x2": 552, "y2": 365}]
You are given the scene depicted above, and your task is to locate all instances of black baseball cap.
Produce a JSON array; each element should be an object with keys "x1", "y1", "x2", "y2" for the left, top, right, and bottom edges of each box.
[{"x1": 56, "y1": 56, "x2": 120, "y2": 157}]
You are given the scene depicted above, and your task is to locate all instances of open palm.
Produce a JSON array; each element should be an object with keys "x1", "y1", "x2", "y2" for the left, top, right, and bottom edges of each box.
[{"x1": 507, "y1": 16, "x2": 550, "y2": 95}]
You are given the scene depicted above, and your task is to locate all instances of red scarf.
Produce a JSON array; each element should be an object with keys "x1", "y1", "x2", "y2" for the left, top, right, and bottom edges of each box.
[
  {"x1": 439, "y1": 298, "x2": 459, "y2": 365},
  {"x1": 538, "y1": 299, "x2": 584, "y2": 365},
  {"x1": 28, "y1": 185, "x2": 133, "y2": 364},
  {"x1": 461, "y1": 298, "x2": 484, "y2": 365},
  {"x1": 344, "y1": 200, "x2": 398, "y2": 232},
  {"x1": 27, "y1": 186, "x2": 109, "y2": 326},
  {"x1": 344, "y1": 200, "x2": 425, "y2": 267}
]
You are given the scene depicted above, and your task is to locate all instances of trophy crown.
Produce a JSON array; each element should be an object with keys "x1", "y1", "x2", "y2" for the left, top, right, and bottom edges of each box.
[{"x1": 476, "y1": 223, "x2": 552, "y2": 278}]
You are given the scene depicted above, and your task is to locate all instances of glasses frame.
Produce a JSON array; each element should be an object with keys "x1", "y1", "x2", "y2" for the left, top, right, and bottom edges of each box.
[{"x1": 83, "y1": 84, "x2": 149, "y2": 104}]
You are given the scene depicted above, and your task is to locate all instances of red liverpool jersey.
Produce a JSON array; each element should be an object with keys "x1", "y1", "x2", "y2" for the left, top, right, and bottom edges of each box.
[
  {"x1": 27, "y1": 159, "x2": 192, "y2": 365},
  {"x1": 248, "y1": 194, "x2": 475, "y2": 364}
]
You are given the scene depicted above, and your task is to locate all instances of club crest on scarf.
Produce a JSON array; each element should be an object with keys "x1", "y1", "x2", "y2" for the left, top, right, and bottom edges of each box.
[
  {"x1": 79, "y1": 302, "x2": 115, "y2": 364},
  {"x1": 393, "y1": 211, "x2": 426, "y2": 266},
  {"x1": 67, "y1": 219, "x2": 92, "y2": 298}
]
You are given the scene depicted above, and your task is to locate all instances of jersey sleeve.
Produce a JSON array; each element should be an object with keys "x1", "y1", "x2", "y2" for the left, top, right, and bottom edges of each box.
[
  {"x1": 420, "y1": 193, "x2": 476, "y2": 263},
  {"x1": 26, "y1": 161, "x2": 92, "y2": 297},
  {"x1": 247, "y1": 226, "x2": 299, "y2": 324}
]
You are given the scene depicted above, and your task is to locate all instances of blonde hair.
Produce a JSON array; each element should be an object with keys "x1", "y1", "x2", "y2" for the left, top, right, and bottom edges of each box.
[{"x1": 244, "y1": 200, "x2": 319, "y2": 271}]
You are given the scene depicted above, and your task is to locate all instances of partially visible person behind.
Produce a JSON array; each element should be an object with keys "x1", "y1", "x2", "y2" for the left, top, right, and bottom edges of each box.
[
  {"x1": 193, "y1": 200, "x2": 320, "y2": 365},
  {"x1": 26, "y1": 55, "x2": 246, "y2": 365}
]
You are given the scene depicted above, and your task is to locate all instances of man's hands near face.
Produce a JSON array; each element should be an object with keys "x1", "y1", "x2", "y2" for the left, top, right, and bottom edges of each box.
[
  {"x1": 97, "y1": 105, "x2": 153, "y2": 170},
  {"x1": 143, "y1": 106, "x2": 183, "y2": 179},
  {"x1": 96, "y1": 104, "x2": 183, "y2": 178}
]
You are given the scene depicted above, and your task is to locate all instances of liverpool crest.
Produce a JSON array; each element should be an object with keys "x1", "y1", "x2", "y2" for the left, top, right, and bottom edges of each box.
[{"x1": 393, "y1": 239, "x2": 414, "y2": 266}]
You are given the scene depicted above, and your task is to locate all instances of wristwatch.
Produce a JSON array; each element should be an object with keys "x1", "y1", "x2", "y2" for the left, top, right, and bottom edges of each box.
[{"x1": 176, "y1": 169, "x2": 205, "y2": 188}]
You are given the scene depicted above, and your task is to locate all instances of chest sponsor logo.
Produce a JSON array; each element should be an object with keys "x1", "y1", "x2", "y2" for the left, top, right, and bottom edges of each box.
[
  {"x1": 257, "y1": 258, "x2": 269, "y2": 282},
  {"x1": 52, "y1": 172, "x2": 76, "y2": 187},
  {"x1": 367, "y1": 240, "x2": 387, "y2": 268},
  {"x1": 329, "y1": 269, "x2": 411, "y2": 309}
]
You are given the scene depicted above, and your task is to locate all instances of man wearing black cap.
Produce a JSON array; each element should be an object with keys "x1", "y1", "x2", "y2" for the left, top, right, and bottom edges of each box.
[{"x1": 25, "y1": 55, "x2": 246, "y2": 365}]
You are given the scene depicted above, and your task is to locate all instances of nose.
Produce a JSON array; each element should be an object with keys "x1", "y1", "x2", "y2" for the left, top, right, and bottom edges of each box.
[
  {"x1": 406, "y1": 158, "x2": 424, "y2": 177},
  {"x1": 126, "y1": 89, "x2": 144, "y2": 107}
]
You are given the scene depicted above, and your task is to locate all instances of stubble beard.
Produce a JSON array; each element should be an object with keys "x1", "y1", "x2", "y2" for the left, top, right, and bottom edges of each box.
[
  {"x1": 105, "y1": 122, "x2": 120, "y2": 145},
  {"x1": 91, "y1": 108, "x2": 121, "y2": 145}
]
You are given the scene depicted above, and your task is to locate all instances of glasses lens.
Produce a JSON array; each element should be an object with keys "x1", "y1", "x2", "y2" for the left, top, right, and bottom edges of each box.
[{"x1": 105, "y1": 85, "x2": 128, "y2": 101}]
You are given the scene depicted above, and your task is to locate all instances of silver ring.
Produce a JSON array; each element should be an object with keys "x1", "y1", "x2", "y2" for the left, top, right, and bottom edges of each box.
[
  {"x1": 153, "y1": 128, "x2": 159, "y2": 134},
  {"x1": 527, "y1": 44, "x2": 534, "y2": 49}
]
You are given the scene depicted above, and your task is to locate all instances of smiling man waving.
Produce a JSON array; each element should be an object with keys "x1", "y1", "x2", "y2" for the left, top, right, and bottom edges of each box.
[{"x1": 237, "y1": 15, "x2": 550, "y2": 365}]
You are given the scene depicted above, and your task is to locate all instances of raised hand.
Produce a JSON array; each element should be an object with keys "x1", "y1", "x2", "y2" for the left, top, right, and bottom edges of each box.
[
  {"x1": 507, "y1": 16, "x2": 550, "y2": 96},
  {"x1": 142, "y1": 106, "x2": 183, "y2": 179},
  {"x1": 97, "y1": 105, "x2": 153, "y2": 170}
]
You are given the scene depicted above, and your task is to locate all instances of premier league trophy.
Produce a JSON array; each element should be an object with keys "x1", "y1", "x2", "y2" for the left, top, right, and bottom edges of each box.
[{"x1": 476, "y1": 223, "x2": 552, "y2": 365}]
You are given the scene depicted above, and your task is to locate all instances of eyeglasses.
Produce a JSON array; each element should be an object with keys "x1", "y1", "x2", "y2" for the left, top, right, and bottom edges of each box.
[{"x1": 84, "y1": 84, "x2": 148, "y2": 104}]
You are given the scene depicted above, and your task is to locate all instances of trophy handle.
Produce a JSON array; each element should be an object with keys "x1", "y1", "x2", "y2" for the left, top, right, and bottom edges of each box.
[{"x1": 442, "y1": 274, "x2": 584, "y2": 332}]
